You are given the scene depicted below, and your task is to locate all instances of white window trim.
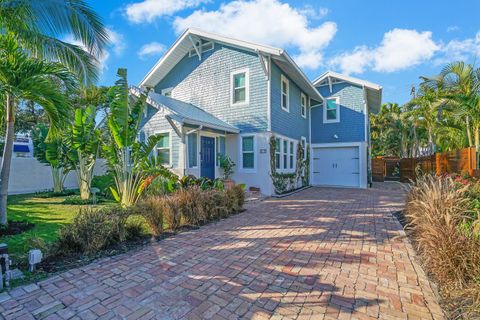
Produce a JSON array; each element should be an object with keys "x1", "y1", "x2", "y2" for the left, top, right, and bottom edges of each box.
[
  {"x1": 275, "y1": 134, "x2": 297, "y2": 173},
  {"x1": 300, "y1": 93, "x2": 307, "y2": 119},
  {"x1": 275, "y1": 138, "x2": 281, "y2": 170},
  {"x1": 215, "y1": 135, "x2": 226, "y2": 167},
  {"x1": 154, "y1": 130, "x2": 172, "y2": 167},
  {"x1": 187, "y1": 133, "x2": 198, "y2": 169},
  {"x1": 323, "y1": 96, "x2": 340, "y2": 124},
  {"x1": 288, "y1": 141, "x2": 294, "y2": 170},
  {"x1": 281, "y1": 74, "x2": 290, "y2": 112},
  {"x1": 301, "y1": 136, "x2": 307, "y2": 160},
  {"x1": 230, "y1": 68, "x2": 250, "y2": 106},
  {"x1": 239, "y1": 134, "x2": 256, "y2": 173}
]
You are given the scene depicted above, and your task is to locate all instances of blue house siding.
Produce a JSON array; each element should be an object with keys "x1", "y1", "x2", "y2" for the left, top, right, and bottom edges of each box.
[
  {"x1": 155, "y1": 44, "x2": 268, "y2": 133},
  {"x1": 311, "y1": 82, "x2": 366, "y2": 143},
  {"x1": 139, "y1": 106, "x2": 181, "y2": 168},
  {"x1": 270, "y1": 62, "x2": 309, "y2": 141}
]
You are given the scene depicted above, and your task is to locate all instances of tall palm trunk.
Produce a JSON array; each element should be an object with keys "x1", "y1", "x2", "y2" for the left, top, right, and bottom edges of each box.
[
  {"x1": 0, "y1": 94, "x2": 15, "y2": 226},
  {"x1": 466, "y1": 116, "x2": 473, "y2": 147}
]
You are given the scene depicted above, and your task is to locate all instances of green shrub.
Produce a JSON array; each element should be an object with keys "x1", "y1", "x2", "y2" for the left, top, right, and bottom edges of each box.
[
  {"x1": 125, "y1": 218, "x2": 145, "y2": 241},
  {"x1": 35, "y1": 189, "x2": 76, "y2": 198},
  {"x1": 135, "y1": 196, "x2": 165, "y2": 237},
  {"x1": 56, "y1": 206, "x2": 129, "y2": 254},
  {"x1": 92, "y1": 173, "x2": 116, "y2": 198},
  {"x1": 62, "y1": 195, "x2": 106, "y2": 205},
  {"x1": 177, "y1": 187, "x2": 204, "y2": 225}
]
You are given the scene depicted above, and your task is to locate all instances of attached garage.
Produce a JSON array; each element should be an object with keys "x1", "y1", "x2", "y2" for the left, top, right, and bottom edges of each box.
[{"x1": 311, "y1": 143, "x2": 367, "y2": 188}]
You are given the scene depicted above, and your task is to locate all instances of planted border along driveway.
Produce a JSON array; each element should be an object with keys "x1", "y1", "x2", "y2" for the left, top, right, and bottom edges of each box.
[{"x1": 0, "y1": 187, "x2": 444, "y2": 320}]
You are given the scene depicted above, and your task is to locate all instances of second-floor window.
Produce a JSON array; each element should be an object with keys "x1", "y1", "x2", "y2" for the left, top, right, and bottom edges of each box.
[
  {"x1": 281, "y1": 75, "x2": 289, "y2": 111},
  {"x1": 231, "y1": 68, "x2": 249, "y2": 105},
  {"x1": 301, "y1": 93, "x2": 307, "y2": 118},
  {"x1": 324, "y1": 97, "x2": 340, "y2": 123}
]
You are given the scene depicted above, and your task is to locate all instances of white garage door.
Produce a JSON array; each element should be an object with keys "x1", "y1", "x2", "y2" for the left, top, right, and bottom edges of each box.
[{"x1": 312, "y1": 146, "x2": 360, "y2": 187}]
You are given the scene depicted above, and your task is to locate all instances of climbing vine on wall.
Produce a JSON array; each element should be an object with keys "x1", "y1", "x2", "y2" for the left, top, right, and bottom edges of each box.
[{"x1": 269, "y1": 136, "x2": 310, "y2": 194}]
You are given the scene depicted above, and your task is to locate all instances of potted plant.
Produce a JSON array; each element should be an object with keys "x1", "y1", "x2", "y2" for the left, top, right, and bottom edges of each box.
[{"x1": 219, "y1": 154, "x2": 235, "y2": 188}]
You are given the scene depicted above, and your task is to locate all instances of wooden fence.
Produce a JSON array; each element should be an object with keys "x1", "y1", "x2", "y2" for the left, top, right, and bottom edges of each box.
[{"x1": 372, "y1": 147, "x2": 478, "y2": 183}]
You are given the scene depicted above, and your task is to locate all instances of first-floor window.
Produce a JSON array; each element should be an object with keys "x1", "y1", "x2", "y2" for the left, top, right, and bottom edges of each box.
[
  {"x1": 275, "y1": 138, "x2": 281, "y2": 169},
  {"x1": 216, "y1": 136, "x2": 226, "y2": 166},
  {"x1": 156, "y1": 132, "x2": 170, "y2": 165},
  {"x1": 187, "y1": 133, "x2": 197, "y2": 168},
  {"x1": 289, "y1": 141, "x2": 294, "y2": 169},
  {"x1": 242, "y1": 136, "x2": 254, "y2": 169},
  {"x1": 283, "y1": 140, "x2": 288, "y2": 169}
]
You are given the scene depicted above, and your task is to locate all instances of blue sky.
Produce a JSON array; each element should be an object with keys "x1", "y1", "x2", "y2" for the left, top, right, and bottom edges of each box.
[{"x1": 89, "y1": 0, "x2": 480, "y2": 104}]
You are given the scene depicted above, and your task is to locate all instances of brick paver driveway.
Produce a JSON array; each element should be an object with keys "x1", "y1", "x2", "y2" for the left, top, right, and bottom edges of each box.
[{"x1": 1, "y1": 187, "x2": 444, "y2": 320}]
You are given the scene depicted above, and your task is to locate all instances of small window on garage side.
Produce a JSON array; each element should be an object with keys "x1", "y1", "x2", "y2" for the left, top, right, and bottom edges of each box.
[
  {"x1": 156, "y1": 132, "x2": 170, "y2": 165},
  {"x1": 324, "y1": 97, "x2": 340, "y2": 123}
]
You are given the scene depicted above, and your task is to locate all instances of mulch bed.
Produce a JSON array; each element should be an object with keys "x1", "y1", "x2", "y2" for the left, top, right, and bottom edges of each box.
[{"x1": 0, "y1": 221, "x2": 35, "y2": 237}]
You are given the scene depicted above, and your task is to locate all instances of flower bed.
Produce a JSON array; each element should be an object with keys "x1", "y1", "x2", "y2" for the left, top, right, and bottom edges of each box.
[{"x1": 404, "y1": 174, "x2": 480, "y2": 318}]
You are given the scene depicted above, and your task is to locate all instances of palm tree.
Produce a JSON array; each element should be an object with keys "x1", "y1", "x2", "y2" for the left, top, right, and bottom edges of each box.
[
  {"x1": 0, "y1": 0, "x2": 109, "y2": 83},
  {"x1": 405, "y1": 84, "x2": 444, "y2": 155},
  {"x1": 0, "y1": 34, "x2": 77, "y2": 225},
  {"x1": 422, "y1": 62, "x2": 480, "y2": 151}
]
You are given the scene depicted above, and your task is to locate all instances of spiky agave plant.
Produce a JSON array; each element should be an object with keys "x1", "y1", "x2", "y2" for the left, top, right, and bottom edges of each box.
[{"x1": 103, "y1": 68, "x2": 160, "y2": 207}]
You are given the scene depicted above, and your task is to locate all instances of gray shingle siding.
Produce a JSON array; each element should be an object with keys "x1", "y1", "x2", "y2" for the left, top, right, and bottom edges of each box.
[
  {"x1": 139, "y1": 106, "x2": 181, "y2": 168},
  {"x1": 311, "y1": 82, "x2": 366, "y2": 143},
  {"x1": 270, "y1": 62, "x2": 309, "y2": 141},
  {"x1": 154, "y1": 44, "x2": 268, "y2": 133}
]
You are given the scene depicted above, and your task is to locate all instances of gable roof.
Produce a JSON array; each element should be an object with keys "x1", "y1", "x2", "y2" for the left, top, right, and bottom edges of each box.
[
  {"x1": 131, "y1": 86, "x2": 239, "y2": 133},
  {"x1": 312, "y1": 71, "x2": 382, "y2": 113},
  {"x1": 139, "y1": 28, "x2": 323, "y2": 102}
]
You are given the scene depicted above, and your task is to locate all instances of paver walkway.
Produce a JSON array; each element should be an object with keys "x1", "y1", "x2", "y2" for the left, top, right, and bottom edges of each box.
[{"x1": 0, "y1": 187, "x2": 444, "y2": 319}]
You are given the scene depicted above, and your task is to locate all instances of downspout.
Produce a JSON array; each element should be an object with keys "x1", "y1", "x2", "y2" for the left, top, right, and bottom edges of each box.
[{"x1": 363, "y1": 86, "x2": 371, "y2": 188}]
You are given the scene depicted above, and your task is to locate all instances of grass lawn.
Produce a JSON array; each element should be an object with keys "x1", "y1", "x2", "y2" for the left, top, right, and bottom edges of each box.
[{"x1": 1, "y1": 193, "x2": 116, "y2": 260}]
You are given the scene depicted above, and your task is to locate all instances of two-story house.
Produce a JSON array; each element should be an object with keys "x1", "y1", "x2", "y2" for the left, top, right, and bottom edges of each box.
[{"x1": 134, "y1": 28, "x2": 382, "y2": 195}]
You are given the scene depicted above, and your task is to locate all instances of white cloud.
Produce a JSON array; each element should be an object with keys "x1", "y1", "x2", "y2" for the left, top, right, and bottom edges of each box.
[
  {"x1": 435, "y1": 32, "x2": 480, "y2": 65},
  {"x1": 173, "y1": 0, "x2": 337, "y2": 69},
  {"x1": 330, "y1": 29, "x2": 439, "y2": 74},
  {"x1": 125, "y1": 0, "x2": 209, "y2": 23},
  {"x1": 138, "y1": 41, "x2": 166, "y2": 59},
  {"x1": 447, "y1": 25, "x2": 460, "y2": 32},
  {"x1": 107, "y1": 28, "x2": 126, "y2": 56},
  {"x1": 63, "y1": 27, "x2": 125, "y2": 71}
]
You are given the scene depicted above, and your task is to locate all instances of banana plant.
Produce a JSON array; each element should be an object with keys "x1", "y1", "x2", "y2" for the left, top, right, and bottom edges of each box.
[
  {"x1": 69, "y1": 105, "x2": 100, "y2": 200},
  {"x1": 104, "y1": 68, "x2": 161, "y2": 207},
  {"x1": 32, "y1": 124, "x2": 72, "y2": 193}
]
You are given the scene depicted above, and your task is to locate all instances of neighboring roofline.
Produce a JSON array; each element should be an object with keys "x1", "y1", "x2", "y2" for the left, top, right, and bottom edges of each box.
[
  {"x1": 312, "y1": 71, "x2": 382, "y2": 91},
  {"x1": 138, "y1": 28, "x2": 323, "y2": 101}
]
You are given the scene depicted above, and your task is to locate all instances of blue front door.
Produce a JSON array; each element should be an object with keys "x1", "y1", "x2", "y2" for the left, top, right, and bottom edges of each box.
[{"x1": 200, "y1": 136, "x2": 215, "y2": 180}]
